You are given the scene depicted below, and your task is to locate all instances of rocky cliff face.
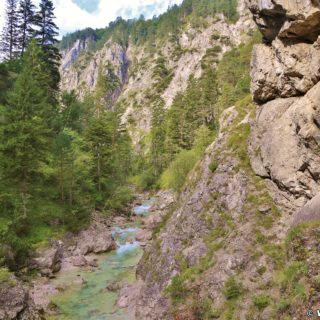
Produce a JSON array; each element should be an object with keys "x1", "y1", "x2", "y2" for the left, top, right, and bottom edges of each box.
[
  {"x1": 248, "y1": 0, "x2": 320, "y2": 216},
  {"x1": 60, "y1": 0, "x2": 254, "y2": 144},
  {"x1": 128, "y1": 1, "x2": 320, "y2": 320}
]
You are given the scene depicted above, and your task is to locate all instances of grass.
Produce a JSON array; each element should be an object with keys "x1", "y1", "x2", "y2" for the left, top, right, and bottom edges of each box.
[
  {"x1": 0, "y1": 268, "x2": 16, "y2": 286},
  {"x1": 223, "y1": 277, "x2": 242, "y2": 300},
  {"x1": 253, "y1": 294, "x2": 270, "y2": 310},
  {"x1": 165, "y1": 274, "x2": 188, "y2": 305},
  {"x1": 160, "y1": 149, "x2": 200, "y2": 192},
  {"x1": 209, "y1": 160, "x2": 219, "y2": 172}
]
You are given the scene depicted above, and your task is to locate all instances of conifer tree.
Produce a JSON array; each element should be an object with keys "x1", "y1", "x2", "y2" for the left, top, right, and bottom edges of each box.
[
  {"x1": 0, "y1": 40, "x2": 56, "y2": 192},
  {"x1": 34, "y1": 0, "x2": 61, "y2": 89},
  {"x1": 150, "y1": 98, "x2": 166, "y2": 177},
  {"x1": 0, "y1": 0, "x2": 19, "y2": 60},
  {"x1": 18, "y1": 0, "x2": 36, "y2": 54},
  {"x1": 84, "y1": 66, "x2": 132, "y2": 203}
]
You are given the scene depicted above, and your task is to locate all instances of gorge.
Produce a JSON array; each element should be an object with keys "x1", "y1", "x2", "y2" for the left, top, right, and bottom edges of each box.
[{"x1": 1, "y1": 0, "x2": 320, "y2": 319}]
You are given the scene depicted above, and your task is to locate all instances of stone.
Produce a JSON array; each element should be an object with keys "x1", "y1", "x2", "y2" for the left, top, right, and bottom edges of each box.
[
  {"x1": 32, "y1": 245, "x2": 63, "y2": 276},
  {"x1": 258, "y1": 205, "x2": 272, "y2": 214},
  {"x1": 251, "y1": 37, "x2": 320, "y2": 103},
  {"x1": 0, "y1": 277, "x2": 41, "y2": 320},
  {"x1": 292, "y1": 194, "x2": 320, "y2": 226},
  {"x1": 106, "y1": 281, "x2": 121, "y2": 292},
  {"x1": 182, "y1": 241, "x2": 208, "y2": 267},
  {"x1": 76, "y1": 227, "x2": 117, "y2": 255},
  {"x1": 135, "y1": 230, "x2": 153, "y2": 242},
  {"x1": 71, "y1": 255, "x2": 88, "y2": 267},
  {"x1": 0, "y1": 281, "x2": 26, "y2": 319}
]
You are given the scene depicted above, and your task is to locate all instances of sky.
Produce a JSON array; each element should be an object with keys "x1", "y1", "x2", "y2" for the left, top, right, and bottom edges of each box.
[{"x1": 0, "y1": 0, "x2": 183, "y2": 38}]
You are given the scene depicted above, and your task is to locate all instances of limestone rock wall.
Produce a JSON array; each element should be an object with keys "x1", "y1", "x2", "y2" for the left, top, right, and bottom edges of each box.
[{"x1": 248, "y1": 0, "x2": 320, "y2": 216}]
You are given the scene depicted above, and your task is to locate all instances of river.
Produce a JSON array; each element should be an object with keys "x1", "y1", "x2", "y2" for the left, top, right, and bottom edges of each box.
[{"x1": 47, "y1": 198, "x2": 155, "y2": 320}]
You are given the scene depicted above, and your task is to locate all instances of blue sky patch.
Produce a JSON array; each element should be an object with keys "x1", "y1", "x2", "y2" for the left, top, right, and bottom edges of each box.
[{"x1": 72, "y1": 0, "x2": 100, "y2": 13}]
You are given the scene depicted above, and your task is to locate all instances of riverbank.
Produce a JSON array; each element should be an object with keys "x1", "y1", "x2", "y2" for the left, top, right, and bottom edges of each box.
[{"x1": 24, "y1": 191, "x2": 174, "y2": 319}]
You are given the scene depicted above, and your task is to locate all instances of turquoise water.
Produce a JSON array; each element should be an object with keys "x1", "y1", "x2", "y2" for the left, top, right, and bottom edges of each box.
[
  {"x1": 133, "y1": 198, "x2": 155, "y2": 216},
  {"x1": 49, "y1": 200, "x2": 154, "y2": 320}
]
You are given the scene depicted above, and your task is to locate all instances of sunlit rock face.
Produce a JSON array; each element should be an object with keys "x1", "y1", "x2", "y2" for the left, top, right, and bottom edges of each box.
[
  {"x1": 247, "y1": 0, "x2": 320, "y2": 43},
  {"x1": 248, "y1": 0, "x2": 320, "y2": 215}
]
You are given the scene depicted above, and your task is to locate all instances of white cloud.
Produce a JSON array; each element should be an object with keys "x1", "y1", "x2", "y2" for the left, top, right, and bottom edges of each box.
[{"x1": 0, "y1": 0, "x2": 183, "y2": 38}]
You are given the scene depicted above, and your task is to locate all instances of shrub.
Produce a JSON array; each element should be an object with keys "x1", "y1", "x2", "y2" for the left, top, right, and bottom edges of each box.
[
  {"x1": 0, "y1": 267, "x2": 16, "y2": 286},
  {"x1": 160, "y1": 150, "x2": 199, "y2": 192},
  {"x1": 223, "y1": 277, "x2": 242, "y2": 300},
  {"x1": 209, "y1": 160, "x2": 218, "y2": 173},
  {"x1": 105, "y1": 186, "x2": 134, "y2": 212},
  {"x1": 277, "y1": 299, "x2": 290, "y2": 313},
  {"x1": 253, "y1": 294, "x2": 270, "y2": 310},
  {"x1": 165, "y1": 275, "x2": 187, "y2": 304},
  {"x1": 130, "y1": 169, "x2": 157, "y2": 191},
  {"x1": 191, "y1": 298, "x2": 220, "y2": 319}
]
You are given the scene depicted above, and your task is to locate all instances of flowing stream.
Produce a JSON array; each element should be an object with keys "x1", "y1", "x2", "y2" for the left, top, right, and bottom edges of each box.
[{"x1": 49, "y1": 198, "x2": 155, "y2": 320}]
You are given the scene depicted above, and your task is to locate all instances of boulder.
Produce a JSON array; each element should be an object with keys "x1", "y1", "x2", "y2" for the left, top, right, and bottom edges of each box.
[
  {"x1": 32, "y1": 245, "x2": 63, "y2": 276},
  {"x1": 135, "y1": 230, "x2": 153, "y2": 242},
  {"x1": 0, "y1": 280, "x2": 26, "y2": 320},
  {"x1": 292, "y1": 194, "x2": 320, "y2": 226},
  {"x1": 76, "y1": 227, "x2": 117, "y2": 255},
  {"x1": 71, "y1": 255, "x2": 88, "y2": 267},
  {"x1": 0, "y1": 277, "x2": 41, "y2": 320}
]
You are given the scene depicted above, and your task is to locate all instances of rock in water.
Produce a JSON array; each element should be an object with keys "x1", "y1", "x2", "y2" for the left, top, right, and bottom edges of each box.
[{"x1": 76, "y1": 226, "x2": 117, "y2": 255}]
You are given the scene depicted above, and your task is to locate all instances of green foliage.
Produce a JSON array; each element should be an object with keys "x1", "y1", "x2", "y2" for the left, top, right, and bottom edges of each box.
[
  {"x1": 216, "y1": 31, "x2": 261, "y2": 114},
  {"x1": 0, "y1": 267, "x2": 15, "y2": 285},
  {"x1": 105, "y1": 186, "x2": 134, "y2": 213},
  {"x1": 223, "y1": 277, "x2": 242, "y2": 300},
  {"x1": 277, "y1": 299, "x2": 290, "y2": 313},
  {"x1": 209, "y1": 160, "x2": 219, "y2": 173},
  {"x1": 263, "y1": 244, "x2": 285, "y2": 269},
  {"x1": 278, "y1": 262, "x2": 308, "y2": 292},
  {"x1": 165, "y1": 274, "x2": 187, "y2": 305},
  {"x1": 160, "y1": 149, "x2": 199, "y2": 192},
  {"x1": 60, "y1": 0, "x2": 240, "y2": 54},
  {"x1": 253, "y1": 294, "x2": 270, "y2": 310},
  {"x1": 0, "y1": 42, "x2": 134, "y2": 270},
  {"x1": 129, "y1": 169, "x2": 157, "y2": 191},
  {"x1": 191, "y1": 298, "x2": 220, "y2": 319}
]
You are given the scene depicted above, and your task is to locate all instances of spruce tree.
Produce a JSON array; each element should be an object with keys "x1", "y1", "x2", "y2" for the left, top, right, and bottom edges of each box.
[
  {"x1": 34, "y1": 0, "x2": 61, "y2": 89},
  {"x1": 0, "y1": 40, "x2": 56, "y2": 192},
  {"x1": 18, "y1": 0, "x2": 36, "y2": 55},
  {"x1": 0, "y1": 0, "x2": 19, "y2": 60},
  {"x1": 150, "y1": 98, "x2": 166, "y2": 177}
]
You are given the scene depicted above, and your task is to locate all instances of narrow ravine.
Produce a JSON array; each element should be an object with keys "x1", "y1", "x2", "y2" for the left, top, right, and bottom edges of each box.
[{"x1": 46, "y1": 198, "x2": 156, "y2": 320}]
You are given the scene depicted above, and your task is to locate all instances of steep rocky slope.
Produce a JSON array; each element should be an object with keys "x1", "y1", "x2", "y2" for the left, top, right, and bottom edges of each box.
[
  {"x1": 124, "y1": 1, "x2": 320, "y2": 320},
  {"x1": 60, "y1": 0, "x2": 254, "y2": 144}
]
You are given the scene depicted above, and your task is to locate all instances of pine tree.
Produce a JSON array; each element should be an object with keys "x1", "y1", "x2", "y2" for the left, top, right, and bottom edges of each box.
[
  {"x1": 0, "y1": 0, "x2": 20, "y2": 60},
  {"x1": 18, "y1": 0, "x2": 36, "y2": 55},
  {"x1": 150, "y1": 98, "x2": 166, "y2": 177},
  {"x1": 34, "y1": 0, "x2": 61, "y2": 89},
  {"x1": 56, "y1": 91, "x2": 85, "y2": 203},
  {"x1": 0, "y1": 40, "x2": 57, "y2": 192}
]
